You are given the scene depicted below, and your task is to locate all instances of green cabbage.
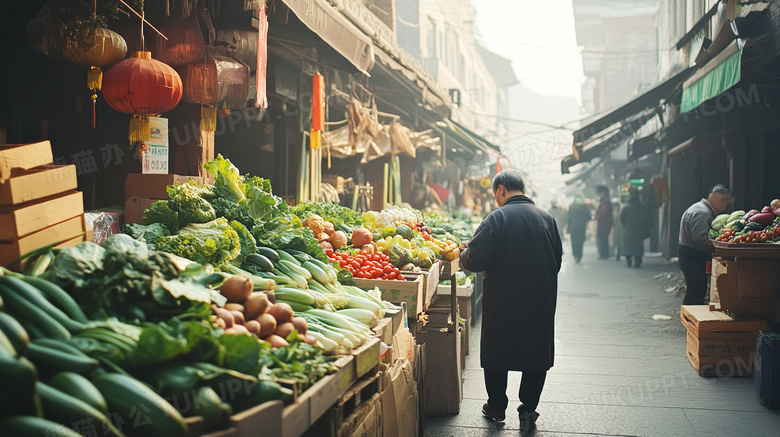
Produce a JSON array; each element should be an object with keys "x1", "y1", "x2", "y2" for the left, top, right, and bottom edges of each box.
[{"x1": 155, "y1": 218, "x2": 241, "y2": 266}]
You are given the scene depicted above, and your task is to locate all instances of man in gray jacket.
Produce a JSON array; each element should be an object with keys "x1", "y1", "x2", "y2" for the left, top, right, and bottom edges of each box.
[{"x1": 678, "y1": 185, "x2": 734, "y2": 305}]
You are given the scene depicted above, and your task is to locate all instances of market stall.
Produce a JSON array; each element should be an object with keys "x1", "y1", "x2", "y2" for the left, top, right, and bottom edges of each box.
[{"x1": 0, "y1": 142, "x2": 480, "y2": 436}]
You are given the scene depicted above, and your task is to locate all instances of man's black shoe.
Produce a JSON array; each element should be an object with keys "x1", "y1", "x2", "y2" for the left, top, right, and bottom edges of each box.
[
  {"x1": 482, "y1": 403, "x2": 505, "y2": 422},
  {"x1": 517, "y1": 405, "x2": 539, "y2": 432}
]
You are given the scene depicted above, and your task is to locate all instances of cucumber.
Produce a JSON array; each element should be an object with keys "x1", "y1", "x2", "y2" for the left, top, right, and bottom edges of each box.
[
  {"x1": 280, "y1": 260, "x2": 312, "y2": 281},
  {"x1": 275, "y1": 300, "x2": 316, "y2": 312},
  {"x1": 25, "y1": 343, "x2": 100, "y2": 378},
  {"x1": 19, "y1": 276, "x2": 89, "y2": 323},
  {"x1": 0, "y1": 278, "x2": 79, "y2": 337},
  {"x1": 92, "y1": 373, "x2": 188, "y2": 437},
  {"x1": 37, "y1": 382, "x2": 124, "y2": 437},
  {"x1": 0, "y1": 312, "x2": 29, "y2": 355},
  {"x1": 31, "y1": 338, "x2": 89, "y2": 357},
  {"x1": 0, "y1": 416, "x2": 83, "y2": 437},
  {"x1": 274, "y1": 288, "x2": 316, "y2": 306},
  {"x1": 256, "y1": 247, "x2": 280, "y2": 263},
  {"x1": 196, "y1": 273, "x2": 229, "y2": 287},
  {"x1": 302, "y1": 261, "x2": 330, "y2": 284},
  {"x1": 49, "y1": 371, "x2": 109, "y2": 413},
  {"x1": 171, "y1": 386, "x2": 231, "y2": 430},
  {"x1": 246, "y1": 253, "x2": 275, "y2": 272},
  {"x1": 277, "y1": 250, "x2": 302, "y2": 266},
  {"x1": 0, "y1": 355, "x2": 42, "y2": 418}
]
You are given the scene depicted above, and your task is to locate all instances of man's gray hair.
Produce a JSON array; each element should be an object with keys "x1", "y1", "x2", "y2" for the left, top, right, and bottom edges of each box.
[
  {"x1": 711, "y1": 184, "x2": 734, "y2": 199},
  {"x1": 491, "y1": 170, "x2": 525, "y2": 193}
]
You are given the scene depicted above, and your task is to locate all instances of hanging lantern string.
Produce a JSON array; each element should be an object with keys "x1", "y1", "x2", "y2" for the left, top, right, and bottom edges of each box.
[{"x1": 118, "y1": 0, "x2": 168, "y2": 41}]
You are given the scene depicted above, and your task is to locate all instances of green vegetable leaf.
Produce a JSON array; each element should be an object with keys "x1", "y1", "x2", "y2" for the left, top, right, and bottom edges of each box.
[
  {"x1": 230, "y1": 220, "x2": 257, "y2": 264},
  {"x1": 167, "y1": 181, "x2": 217, "y2": 227},
  {"x1": 218, "y1": 333, "x2": 269, "y2": 375},
  {"x1": 41, "y1": 241, "x2": 105, "y2": 289},
  {"x1": 142, "y1": 200, "x2": 179, "y2": 234},
  {"x1": 123, "y1": 223, "x2": 170, "y2": 249},
  {"x1": 155, "y1": 218, "x2": 242, "y2": 266},
  {"x1": 204, "y1": 154, "x2": 246, "y2": 202}
]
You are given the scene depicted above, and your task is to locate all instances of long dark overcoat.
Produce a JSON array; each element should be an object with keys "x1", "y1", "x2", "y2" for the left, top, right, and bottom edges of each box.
[
  {"x1": 460, "y1": 195, "x2": 563, "y2": 372},
  {"x1": 619, "y1": 202, "x2": 650, "y2": 257}
]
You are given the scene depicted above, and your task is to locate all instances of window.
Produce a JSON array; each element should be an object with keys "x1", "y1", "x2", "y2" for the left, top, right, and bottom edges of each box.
[{"x1": 427, "y1": 18, "x2": 437, "y2": 58}]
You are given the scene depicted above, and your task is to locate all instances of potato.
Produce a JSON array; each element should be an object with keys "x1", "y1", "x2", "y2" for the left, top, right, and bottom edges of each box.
[
  {"x1": 268, "y1": 302, "x2": 293, "y2": 324},
  {"x1": 220, "y1": 275, "x2": 253, "y2": 303},
  {"x1": 215, "y1": 308, "x2": 234, "y2": 329},
  {"x1": 256, "y1": 313, "x2": 277, "y2": 338},
  {"x1": 303, "y1": 334, "x2": 316, "y2": 346},
  {"x1": 232, "y1": 324, "x2": 250, "y2": 335},
  {"x1": 265, "y1": 334, "x2": 289, "y2": 348},
  {"x1": 216, "y1": 318, "x2": 226, "y2": 329},
  {"x1": 274, "y1": 322, "x2": 296, "y2": 339},
  {"x1": 224, "y1": 303, "x2": 245, "y2": 313},
  {"x1": 244, "y1": 294, "x2": 270, "y2": 320},
  {"x1": 230, "y1": 311, "x2": 246, "y2": 325},
  {"x1": 245, "y1": 320, "x2": 262, "y2": 336},
  {"x1": 292, "y1": 317, "x2": 308, "y2": 335}
]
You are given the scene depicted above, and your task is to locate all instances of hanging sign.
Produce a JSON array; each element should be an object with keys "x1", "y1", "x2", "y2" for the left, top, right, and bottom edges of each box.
[{"x1": 142, "y1": 117, "x2": 169, "y2": 174}]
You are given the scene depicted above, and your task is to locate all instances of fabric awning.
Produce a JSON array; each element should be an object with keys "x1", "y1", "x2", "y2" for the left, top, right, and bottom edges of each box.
[
  {"x1": 572, "y1": 67, "x2": 694, "y2": 145},
  {"x1": 449, "y1": 120, "x2": 502, "y2": 154},
  {"x1": 281, "y1": 0, "x2": 375, "y2": 75},
  {"x1": 681, "y1": 40, "x2": 743, "y2": 113}
]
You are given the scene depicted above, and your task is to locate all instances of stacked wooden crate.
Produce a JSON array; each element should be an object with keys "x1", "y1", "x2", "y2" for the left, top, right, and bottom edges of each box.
[
  {"x1": 681, "y1": 305, "x2": 768, "y2": 377},
  {"x1": 0, "y1": 141, "x2": 85, "y2": 267}
]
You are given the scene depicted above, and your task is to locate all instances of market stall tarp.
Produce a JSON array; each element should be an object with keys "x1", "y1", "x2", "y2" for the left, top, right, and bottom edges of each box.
[
  {"x1": 281, "y1": 0, "x2": 375, "y2": 75},
  {"x1": 681, "y1": 40, "x2": 743, "y2": 114}
]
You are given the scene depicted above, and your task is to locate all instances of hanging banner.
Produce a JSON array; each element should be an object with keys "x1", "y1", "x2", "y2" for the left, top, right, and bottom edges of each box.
[
  {"x1": 255, "y1": 4, "x2": 269, "y2": 108},
  {"x1": 142, "y1": 117, "x2": 169, "y2": 174}
]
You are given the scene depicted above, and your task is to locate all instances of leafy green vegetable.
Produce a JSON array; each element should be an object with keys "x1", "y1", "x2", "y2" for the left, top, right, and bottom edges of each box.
[
  {"x1": 155, "y1": 218, "x2": 241, "y2": 266},
  {"x1": 143, "y1": 200, "x2": 180, "y2": 234},
  {"x1": 252, "y1": 217, "x2": 328, "y2": 262},
  {"x1": 292, "y1": 203, "x2": 364, "y2": 229},
  {"x1": 204, "y1": 154, "x2": 246, "y2": 202},
  {"x1": 230, "y1": 220, "x2": 257, "y2": 265},
  {"x1": 208, "y1": 196, "x2": 254, "y2": 230},
  {"x1": 218, "y1": 333, "x2": 269, "y2": 375},
  {"x1": 123, "y1": 223, "x2": 170, "y2": 249},
  {"x1": 41, "y1": 241, "x2": 105, "y2": 290},
  {"x1": 244, "y1": 176, "x2": 291, "y2": 223},
  {"x1": 167, "y1": 181, "x2": 217, "y2": 227}
]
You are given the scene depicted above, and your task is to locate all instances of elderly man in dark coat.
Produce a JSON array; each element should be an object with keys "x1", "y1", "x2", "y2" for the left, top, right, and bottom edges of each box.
[{"x1": 460, "y1": 170, "x2": 563, "y2": 430}]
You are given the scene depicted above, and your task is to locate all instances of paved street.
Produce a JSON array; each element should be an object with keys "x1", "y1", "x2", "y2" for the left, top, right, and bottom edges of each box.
[{"x1": 425, "y1": 241, "x2": 780, "y2": 436}]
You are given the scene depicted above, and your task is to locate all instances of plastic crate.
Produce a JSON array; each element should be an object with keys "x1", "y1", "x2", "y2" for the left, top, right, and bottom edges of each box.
[{"x1": 755, "y1": 331, "x2": 780, "y2": 409}]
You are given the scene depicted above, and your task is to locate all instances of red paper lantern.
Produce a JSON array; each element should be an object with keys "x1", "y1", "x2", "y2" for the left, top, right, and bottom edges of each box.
[{"x1": 102, "y1": 51, "x2": 183, "y2": 143}]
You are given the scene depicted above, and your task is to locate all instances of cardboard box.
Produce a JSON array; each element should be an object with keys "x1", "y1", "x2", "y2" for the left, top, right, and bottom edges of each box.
[
  {"x1": 348, "y1": 394, "x2": 379, "y2": 437},
  {"x1": 0, "y1": 165, "x2": 78, "y2": 206},
  {"x1": 0, "y1": 191, "x2": 83, "y2": 240},
  {"x1": 0, "y1": 141, "x2": 54, "y2": 179},
  {"x1": 125, "y1": 173, "x2": 203, "y2": 199},
  {"x1": 0, "y1": 216, "x2": 85, "y2": 267},
  {"x1": 713, "y1": 257, "x2": 780, "y2": 320},
  {"x1": 353, "y1": 276, "x2": 424, "y2": 317},
  {"x1": 416, "y1": 327, "x2": 461, "y2": 415},
  {"x1": 385, "y1": 359, "x2": 418, "y2": 437},
  {"x1": 124, "y1": 196, "x2": 163, "y2": 224}
]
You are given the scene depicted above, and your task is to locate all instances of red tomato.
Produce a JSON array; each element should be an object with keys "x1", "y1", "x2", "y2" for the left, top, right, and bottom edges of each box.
[
  {"x1": 351, "y1": 261, "x2": 361, "y2": 270},
  {"x1": 397, "y1": 274, "x2": 405, "y2": 281},
  {"x1": 382, "y1": 265, "x2": 393, "y2": 274},
  {"x1": 387, "y1": 272, "x2": 397, "y2": 280},
  {"x1": 393, "y1": 268, "x2": 401, "y2": 275},
  {"x1": 325, "y1": 249, "x2": 334, "y2": 257},
  {"x1": 372, "y1": 254, "x2": 381, "y2": 261},
  {"x1": 338, "y1": 260, "x2": 346, "y2": 268}
]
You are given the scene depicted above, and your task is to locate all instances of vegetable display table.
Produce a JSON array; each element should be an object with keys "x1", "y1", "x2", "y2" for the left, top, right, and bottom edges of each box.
[{"x1": 712, "y1": 242, "x2": 780, "y2": 320}]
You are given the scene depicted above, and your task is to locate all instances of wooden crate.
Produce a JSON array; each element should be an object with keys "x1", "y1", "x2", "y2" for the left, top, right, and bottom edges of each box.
[
  {"x1": 681, "y1": 305, "x2": 767, "y2": 377},
  {"x1": 230, "y1": 400, "x2": 283, "y2": 437},
  {"x1": 333, "y1": 374, "x2": 381, "y2": 436},
  {"x1": 0, "y1": 165, "x2": 78, "y2": 206},
  {"x1": 353, "y1": 276, "x2": 424, "y2": 317},
  {"x1": 351, "y1": 338, "x2": 380, "y2": 379}
]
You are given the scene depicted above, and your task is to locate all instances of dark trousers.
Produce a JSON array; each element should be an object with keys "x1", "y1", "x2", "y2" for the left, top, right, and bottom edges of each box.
[
  {"x1": 484, "y1": 369, "x2": 547, "y2": 412},
  {"x1": 680, "y1": 257, "x2": 708, "y2": 305},
  {"x1": 626, "y1": 255, "x2": 642, "y2": 267},
  {"x1": 596, "y1": 231, "x2": 610, "y2": 259},
  {"x1": 570, "y1": 235, "x2": 585, "y2": 261}
]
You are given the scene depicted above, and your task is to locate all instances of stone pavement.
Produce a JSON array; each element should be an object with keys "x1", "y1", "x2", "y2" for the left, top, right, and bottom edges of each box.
[{"x1": 424, "y1": 241, "x2": 780, "y2": 436}]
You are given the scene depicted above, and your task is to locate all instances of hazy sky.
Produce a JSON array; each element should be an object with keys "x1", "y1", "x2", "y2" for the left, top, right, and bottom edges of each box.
[{"x1": 474, "y1": 0, "x2": 584, "y2": 102}]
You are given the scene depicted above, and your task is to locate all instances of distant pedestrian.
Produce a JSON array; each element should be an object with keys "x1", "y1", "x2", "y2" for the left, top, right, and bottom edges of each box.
[
  {"x1": 594, "y1": 186, "x2": 613, "y2": 259},
  {"x1": 678, "y1": 185, "x2": 734, "y2": 305},
  {"x1": 549, "y1": 201, "x2": 565, "y2": 240},
  {"x1": 460, "y1": 170, "x2": 562, "y2": 432},
  {"x1": 567, "y1": 194, "x2": 590, "y2": 263},
  {"x1": 620, "y1": 195, "x2": 650, "y2": 267}
]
